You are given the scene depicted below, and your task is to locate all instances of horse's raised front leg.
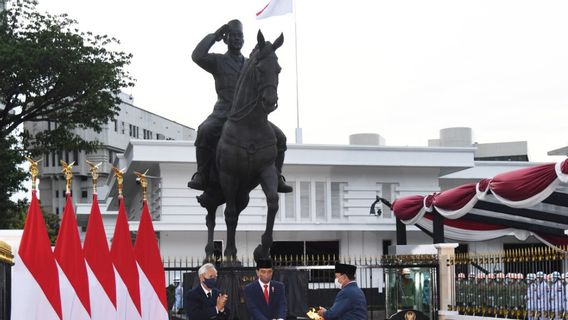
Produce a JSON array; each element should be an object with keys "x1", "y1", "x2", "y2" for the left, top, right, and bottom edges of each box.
[{"x1": 254, "y1": 166, "x2": 280, "y2": 261}]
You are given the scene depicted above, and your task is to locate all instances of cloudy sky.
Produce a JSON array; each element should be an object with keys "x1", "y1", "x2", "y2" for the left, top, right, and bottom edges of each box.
[{"x1": 35, "y1": 0, "x2": 568, "y2": 162}]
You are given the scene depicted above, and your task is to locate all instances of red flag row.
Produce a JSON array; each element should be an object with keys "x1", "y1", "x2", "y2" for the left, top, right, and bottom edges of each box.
[{"x1": 11, "y1": 191, "x2": 168, "y2": 320}]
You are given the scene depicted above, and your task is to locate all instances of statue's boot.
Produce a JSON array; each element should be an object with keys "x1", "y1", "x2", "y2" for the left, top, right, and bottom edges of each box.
[
  {"x1": 276, "y1": 150, "x2": 293, "y2": 193},
  {"x1": 187, "y1": 147, "x2": 212, "y2": 191}
]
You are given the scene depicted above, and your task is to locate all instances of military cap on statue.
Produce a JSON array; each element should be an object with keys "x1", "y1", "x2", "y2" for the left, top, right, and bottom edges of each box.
[
  {"x1": 256, "y1": 258, "x2": 273, "y2": 269},
  {"x1": 335, "y1": 263, "x2": 356, "y2": 277}
]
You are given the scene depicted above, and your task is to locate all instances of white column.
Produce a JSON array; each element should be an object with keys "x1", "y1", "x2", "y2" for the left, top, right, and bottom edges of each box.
[{"x1": 435, "y1": 243, "x2": 459, "y2": 319}]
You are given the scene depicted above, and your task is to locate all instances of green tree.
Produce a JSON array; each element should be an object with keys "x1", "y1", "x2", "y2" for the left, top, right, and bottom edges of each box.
[{"x1": 0, "y1": 0, "x2": 134, "y2": 226}]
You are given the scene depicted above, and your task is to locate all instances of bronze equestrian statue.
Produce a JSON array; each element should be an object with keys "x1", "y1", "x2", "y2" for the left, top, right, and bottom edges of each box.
[
  {"x1": 188, "y1": 20, "x2": 288, "y2": 262},
  {"x1": 188, "y1": 20, "x2": 291, "y2": 194}
]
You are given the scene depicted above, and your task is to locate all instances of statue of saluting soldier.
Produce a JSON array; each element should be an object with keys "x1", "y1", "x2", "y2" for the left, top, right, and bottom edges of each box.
[{"x1": 188, "y1": 19, "x2": 292, "y2": 194}]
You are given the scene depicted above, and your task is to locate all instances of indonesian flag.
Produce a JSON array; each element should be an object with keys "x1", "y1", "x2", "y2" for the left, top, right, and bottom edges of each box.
[
  {"x1": 54, "y1": 194, "x2": 91, "y2": 319},
  {"x1": 11, "y1": 190, "x2": 62, "y2": 320},
  {"x1": 134, "y1": 201, "x2": 168, "y2": 320},
  {"x1": 256, "y1": 0, "x2": 292, "y2": 19},
  {"x1": 84, "y1": 194, "x2": 117, "y2": 319},
  {"x1": 111, "y1": 197, "x2": 142, "y2": 319}
]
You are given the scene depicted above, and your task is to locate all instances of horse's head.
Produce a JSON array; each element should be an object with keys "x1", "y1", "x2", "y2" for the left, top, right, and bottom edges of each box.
[{"x1": 252, "y1": 30, "x2": 284, "y2": 114}]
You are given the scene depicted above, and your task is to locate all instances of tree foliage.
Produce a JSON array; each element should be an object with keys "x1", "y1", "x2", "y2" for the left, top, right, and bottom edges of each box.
[{"x1": 0, "y1": 0, "x2": 134, "y2": 226}]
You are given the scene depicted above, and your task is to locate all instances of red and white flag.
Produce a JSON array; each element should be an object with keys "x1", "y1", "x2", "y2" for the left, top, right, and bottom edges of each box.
[
  {"x1": 11, "y1": 190, "x2": 62, "y2": 320},
  {"x1": 134, "y1": 201, "x2": 168, "y2": 320},
  {"x1": 111, "y1": 197, "x2": 142, "y2": 320},
  {"x1": 54, "y1": 194, "x2": 91, "y2": 319},
  {"x1": 256, "y1": 0, "x2": 293, "y2": 19},
  {"x1": 84, "y1": 194, "x2": 117, "y2": 319}
]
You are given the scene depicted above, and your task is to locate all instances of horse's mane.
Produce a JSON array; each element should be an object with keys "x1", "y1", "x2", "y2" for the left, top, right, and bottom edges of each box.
[{"x1": 228, "y1": 42, "x2": 272, "y2": 121}]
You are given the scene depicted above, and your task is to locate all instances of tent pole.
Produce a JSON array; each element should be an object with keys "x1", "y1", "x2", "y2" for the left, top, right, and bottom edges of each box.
[{"x1": 433, "y1": 209, "x2": 445, "y2": 244}]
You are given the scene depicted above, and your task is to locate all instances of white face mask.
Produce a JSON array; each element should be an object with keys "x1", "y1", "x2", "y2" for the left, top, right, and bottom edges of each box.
[{"x1": 334, "y1": 277, "x2": 342, "y2": 289}]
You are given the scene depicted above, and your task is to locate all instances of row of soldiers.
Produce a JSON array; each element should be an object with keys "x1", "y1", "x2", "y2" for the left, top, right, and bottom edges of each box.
[{"x1": 455, "y1": 271, "x2": 567, "y2": 319}]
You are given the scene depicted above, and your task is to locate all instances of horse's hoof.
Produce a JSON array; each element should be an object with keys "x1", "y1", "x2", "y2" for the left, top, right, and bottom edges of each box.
[
  {"x1": 253, "y1": 245, "x2": 269, "y2": 262},
  {"x1": 221, "y1": 258, "x2": 242, "y2": 267},
  {"x1": 205, "y1": 243, "x2": 215, "y2": 256}
]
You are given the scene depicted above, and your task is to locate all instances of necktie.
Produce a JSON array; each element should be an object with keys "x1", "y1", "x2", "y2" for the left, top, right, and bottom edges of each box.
[
  {"x1": 207, "y1": 292, "x2": 211, "y2": 299},
  {"x1": 263, "y1": 284, "x2": 269, "y2": 304}
]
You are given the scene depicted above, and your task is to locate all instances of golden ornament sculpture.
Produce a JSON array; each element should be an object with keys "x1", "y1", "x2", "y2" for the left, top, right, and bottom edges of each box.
[
  {"x1": 134, "y1": 169, "x2": 150, "y2": 201},
  {"x1": 112, "y1": 166, "x2": 125, "y2": 197},
  {"x1": 86, "y1": 160, "x2": 102, "y2": 194},
  {"x1": 25, "y1": 156, "x2": 42, "y2": 190},
  {"x1": 60, "y1": 160, "x2": 75, "y2": 194}
]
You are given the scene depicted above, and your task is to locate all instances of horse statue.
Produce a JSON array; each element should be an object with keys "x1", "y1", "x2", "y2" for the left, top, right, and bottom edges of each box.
[{"x1": 196, "y1": 30, "x2": 284, "y2": 263}]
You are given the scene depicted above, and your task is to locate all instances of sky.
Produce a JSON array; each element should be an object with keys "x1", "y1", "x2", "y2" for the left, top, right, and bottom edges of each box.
[{"x1": 33, "y1": 0, "x2": 568, "y2": 162}]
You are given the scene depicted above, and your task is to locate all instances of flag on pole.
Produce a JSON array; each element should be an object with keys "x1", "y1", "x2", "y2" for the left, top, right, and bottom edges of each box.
[
  {"x1": 54, "y1": 194, "x2": 91, "y2": 319},
  {"x1": 134, "y1": 201, "x2": 168, "y2": 320},
  {"x1": 256, "y1": 0, "x2": 293, "y2": 19},
  {"x1": 11, "y1": 190, "x2": 62, "y2": 320},
  {"x1": 84, "y1": 194, "x2": 118, "y2": 319},
  {"x1": 111, "y1": 197, "x2": 142, "y2": 319}
]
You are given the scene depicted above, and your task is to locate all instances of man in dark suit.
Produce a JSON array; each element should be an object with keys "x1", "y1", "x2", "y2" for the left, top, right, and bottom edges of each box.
[
  {"x1": 185, "y1": 263, "x2": 229, "y2": 320},
  {"x1": 244, "y1": 259, "x2": 287, "y2": 320},
  {"x1": 317, "y1": 263, "x2": 368, "y2": 320}
]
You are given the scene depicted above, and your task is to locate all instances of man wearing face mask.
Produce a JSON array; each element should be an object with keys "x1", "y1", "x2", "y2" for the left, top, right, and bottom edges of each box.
[
  {"x1": 244, "y1": 258, "x2": 287, "y2": 320},
  {"x1": 185, "y1": 263, "x2": 229, "y2": 319},
  {"x1": 317, "y1": 263, "x2": 368, "y2": 319}
]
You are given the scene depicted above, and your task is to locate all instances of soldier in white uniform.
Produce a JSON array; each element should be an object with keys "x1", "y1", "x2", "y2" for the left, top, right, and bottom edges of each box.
[
  {"x1": 549, "y1": 271, "x2": 564, "y2": 320},
  {"x1": 527, "y1": 273, "x2": 537, "y2": 320},
  {"x1": 536, "y1": 271, "x2": 549, "y2": 320}
]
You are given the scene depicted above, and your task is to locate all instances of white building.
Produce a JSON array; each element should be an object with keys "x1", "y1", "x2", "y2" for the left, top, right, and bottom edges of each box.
[
  {"x1": 95, "y1": 134, "x2": 538, "y2": 262},
  {"x1": 24, "y1": 93, "x2": 195, "y2": 224}
]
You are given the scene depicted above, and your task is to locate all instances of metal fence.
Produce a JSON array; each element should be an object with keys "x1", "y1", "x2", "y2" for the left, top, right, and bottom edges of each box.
[
  {"x1": 164, "y1": 255, "x2": 386, "y2": 319},
  {"x1": 450, "y1": 246, "x2": 568, "y2": 319}
]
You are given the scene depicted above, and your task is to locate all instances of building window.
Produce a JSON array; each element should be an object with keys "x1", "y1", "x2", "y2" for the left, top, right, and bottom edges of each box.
[
  {"x1": 300, "y1": 181, "x2": 310, "y2": 219},
  {"x1": 65, "y1": 151, "x2": 69, "y2": 164},
  {"x1": 81, "y1": 189, "x2": 88, "y2": 199},
  {"x1": 315, "y1": 181, "x2": 326, "y2": 220},
  {"x1": 113, "y1": 120, "x2": 117, "y2": 132},
  {"x1": 108, "y1": 150, "x2": 113, "y2": 163},
  {"x1": 51, "y1": 152, "x2": 56, "y2": 166},
  {"x1": 143, "y1": 129, "x2": 153, "y2": 140},
  {"x1": 129, "y1": 124, "x2": 140, "y2": 138},
  {"x1": 56, "y1": 207, "x2": 59, "y2": 215},
  {"x1": 331, "y1": 182, "x2": 345, "y2": 218},
  {"x1": 55, "y1": 190, "x2": 59, "y2": 198},
  {"x1": 121, "y1": 121, "x2": 125, "y2": 134},
  {"x1": 44, "y1": 153, "x2": 49, "y2": 167},
  {"x1": 284, "y1": 181, "x2": 296, "y2": 219},
  {"x1": 73, "y1": 150, "x2": 79, "y2": 163}
]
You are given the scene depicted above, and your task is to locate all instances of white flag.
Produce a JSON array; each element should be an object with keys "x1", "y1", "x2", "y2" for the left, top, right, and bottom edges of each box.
[{"x1": 256, "y1": 0, "x2": 292, "y2": 19}]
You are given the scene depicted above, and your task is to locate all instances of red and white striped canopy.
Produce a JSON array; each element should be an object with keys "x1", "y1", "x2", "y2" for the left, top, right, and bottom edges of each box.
[{"x1": 392, "y1": 159, "x2": 568, "y2": 246}]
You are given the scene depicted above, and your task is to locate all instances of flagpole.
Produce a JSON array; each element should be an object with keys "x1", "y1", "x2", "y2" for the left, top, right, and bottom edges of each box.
[{"x1": 293, "y1": 0, "x2": 303, "y2": 144}]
